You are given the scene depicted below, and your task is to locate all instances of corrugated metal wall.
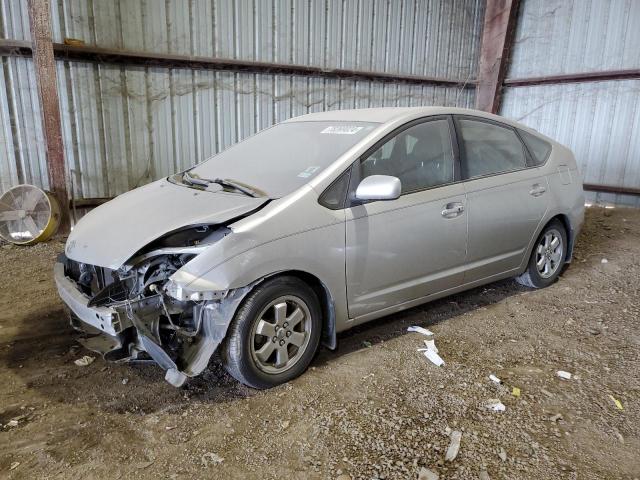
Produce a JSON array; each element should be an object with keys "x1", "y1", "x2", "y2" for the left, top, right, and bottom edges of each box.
[
  {"x1": 0, "y1": 0, "x2": 484, "y2": 199},
  {"x1": 501, "y1": 0, "x2": 640, "y2": 207}
]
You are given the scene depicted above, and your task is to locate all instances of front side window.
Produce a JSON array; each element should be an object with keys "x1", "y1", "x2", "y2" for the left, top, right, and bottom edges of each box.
[
  {"x1": 458, "y1": 119, "x2": 526, "y2": 178},
  {"x1": 359, "y1": 119, "x2": 455, "y2": 194}
]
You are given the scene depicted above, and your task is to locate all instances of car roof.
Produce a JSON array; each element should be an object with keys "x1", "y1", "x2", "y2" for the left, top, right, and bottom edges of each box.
[{"x1": 284, "y1": 106, "x2": 528, "y2": 130}]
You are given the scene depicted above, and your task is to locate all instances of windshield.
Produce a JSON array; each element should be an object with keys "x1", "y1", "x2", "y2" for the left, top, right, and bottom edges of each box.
[{"x1": 187, "y1": 121, "x2": 379, "y2": 198}]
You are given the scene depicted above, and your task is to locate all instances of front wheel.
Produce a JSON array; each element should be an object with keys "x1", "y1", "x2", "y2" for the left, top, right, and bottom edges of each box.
[
  {"x1": 516, "y1": 219, "x2": 567, "y2": 289},
  {"x1": 222, "y1": 276, "x2": 322, "y2": 389}
]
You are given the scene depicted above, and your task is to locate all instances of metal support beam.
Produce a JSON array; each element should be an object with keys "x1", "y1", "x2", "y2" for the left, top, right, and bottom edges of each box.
[
  {"x1": 27, "y1": 0, "x2": 69, "y2": 233},
  {"x1": 583, "y1": 183, "x2": 640, "y2": 197},
  {"x1": 475, "y1": 0, "x2": 520, "y2": 113},
  {"x1": 0, "y1": 39, "x2": 475, "y2": 89},
  {"x1": 504, "y1": 69, "x2": 640, "y2": 87}
]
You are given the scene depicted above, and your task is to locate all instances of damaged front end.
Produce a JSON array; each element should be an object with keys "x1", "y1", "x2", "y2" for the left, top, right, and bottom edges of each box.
[{"x1": 55, "y1": 225, "x2": 252, "y2": 387}]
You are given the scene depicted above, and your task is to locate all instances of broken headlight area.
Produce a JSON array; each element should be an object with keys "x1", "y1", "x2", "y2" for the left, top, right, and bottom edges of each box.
[{"x1": 59, "y1": 225, "x2": 244, "y2": 387}]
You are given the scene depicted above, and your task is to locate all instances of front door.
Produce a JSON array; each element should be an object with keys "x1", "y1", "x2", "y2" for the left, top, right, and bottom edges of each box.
[{"x1": 345, "y1": 116, "x2": 468, "y2": 319}]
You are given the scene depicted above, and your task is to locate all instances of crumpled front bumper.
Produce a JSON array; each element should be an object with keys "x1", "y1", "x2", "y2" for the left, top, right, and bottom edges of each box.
[
  {"x1": 54, "y1": 262, "x2": 127, "y2": 337},
  {"x1": 54, "y1": 260, "x2": 253, "y2": 387}
]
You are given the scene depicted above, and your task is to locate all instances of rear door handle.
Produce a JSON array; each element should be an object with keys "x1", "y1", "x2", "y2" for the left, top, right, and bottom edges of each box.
[
  {"x1": 529, "y1": 184, "x2": 546, "y2": 197},
  {"x1": 442, "y1": 202, "x2": 464, "y2": 218}
]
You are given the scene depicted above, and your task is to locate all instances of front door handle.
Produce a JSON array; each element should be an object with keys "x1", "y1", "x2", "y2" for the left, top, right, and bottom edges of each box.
[
  {"x1": 529, "y1": 184, "x2": 546, "y2": 197},
  {"x1": 442, "y1": 202, "x2": 464, "y2": 218}
]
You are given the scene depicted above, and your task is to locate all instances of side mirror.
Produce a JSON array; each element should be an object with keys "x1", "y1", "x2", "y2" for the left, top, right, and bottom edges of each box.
[{"x1": 354, "y1": 175, "x2": 401, "y2": 201}]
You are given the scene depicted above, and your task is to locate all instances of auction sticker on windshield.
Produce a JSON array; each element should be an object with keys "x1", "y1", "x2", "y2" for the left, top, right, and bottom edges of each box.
[{"x1": 321, "y1": 125, "x2": 365, "y2": 135}]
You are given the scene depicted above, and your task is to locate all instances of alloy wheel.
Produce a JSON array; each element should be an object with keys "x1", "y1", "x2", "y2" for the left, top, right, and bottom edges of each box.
[
  {"x1": 535, "y1": 228, "x2": 564, "y2": 279},
  {"x1": 250, "y1": 295, "x2": 312, "y2": 374}
]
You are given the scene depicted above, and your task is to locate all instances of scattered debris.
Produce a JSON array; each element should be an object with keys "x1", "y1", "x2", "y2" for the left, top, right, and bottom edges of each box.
[
  {"x1": 609, "y1": 395, "x2": 624, "y2": 411},
  {"x1": 498, "y1": 448, "x2": 507, "y2": 462},
  {"x1": 9, "y1": 462, "x2": 20, "y2": 471},
  {"x1": 423, "y1": 348, "x2": 445, "y2": 367},
  {"x1": 512, "y1": 387, "x2": 521, "y2": 397},
  {"x1": 601, "y1": 258, "x2": 609, "y2": 264},
  {"x1": 549, "y1": 413, "x2": 563, "y2": 423},
  {"x1": 121, "y1": 378, "x2": 129, "y2": 385},
  {"x1": 445, "y1": 430, "x2": 462, "y2": 462},
  {"x1": 407, "y1": 326, "x2": 434, "y2": 336},
  {"x1": 74, "y1": 355, "x2": 95, "y2": 367},
  {"x1": 281, "y1": 420, "x2": 290, "y2": 429},
  {"x1": 201, "y1": 452, "x2": 224, "y2": 467},
  {"x1": 556, "y1": 370, "x2": 572, "y2": 380},
  {"x1": 6, "y1": 419, "x2": 19, "y2": 428},
  {"x1": 362, "y1": 341, "x2": 372, "y2": 348},
  {"x1": 165, "y1": 425, "x2": 177, "y2": 431},
  {"x1": 485, "y1": 400, "x2": 506, "y2": 412},
  {"x1": 423, "y1": 339, "x2": 438, "y2": 353},
  {"x1": 417, "y1": 467, "x2": 439, "y2": 480},
  {"x1": 488, "y1": 374, "x2": 502, "y2": 384}
]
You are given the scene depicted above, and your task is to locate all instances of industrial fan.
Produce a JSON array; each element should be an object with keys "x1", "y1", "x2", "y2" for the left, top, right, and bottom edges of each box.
[{"x1": 0, "y1": 184, "x2": 61, "y2": 245}]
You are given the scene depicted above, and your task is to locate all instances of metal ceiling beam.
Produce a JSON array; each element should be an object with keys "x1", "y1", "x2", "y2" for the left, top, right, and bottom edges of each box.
[
  {"x1": 26, "y1": 0, "x2": 69, "y2": 233},
  {"x1": 504, "y1": 69, "x2": 640, "y2": 87},
  {"x1": 0, "y1": 39, "x2": 476, "y2": 89},
  {"x1": 475, "y1": 0, "x2": 520, "y2": 113}
]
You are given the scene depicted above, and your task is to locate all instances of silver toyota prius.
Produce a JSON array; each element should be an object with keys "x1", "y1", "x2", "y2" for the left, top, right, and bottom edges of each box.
[{"x1": 55, "y1": 107, "x2": 584, "y2": 389}]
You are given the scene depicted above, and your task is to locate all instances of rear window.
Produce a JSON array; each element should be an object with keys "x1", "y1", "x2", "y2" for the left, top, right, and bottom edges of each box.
[{"x1": 519, "y1": 129, "x2": 552, "y2": 166}]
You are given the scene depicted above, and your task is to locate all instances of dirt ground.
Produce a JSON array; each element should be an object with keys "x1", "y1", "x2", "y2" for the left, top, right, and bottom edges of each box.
[{"x1": 0, "y1": 206, "x2": 639, "y2": 480}]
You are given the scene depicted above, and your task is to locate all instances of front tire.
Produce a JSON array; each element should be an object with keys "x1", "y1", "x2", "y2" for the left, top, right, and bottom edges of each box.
[
  {"x1": 516, "y1": 219, "x2": 567, "y2": 289},
  {"x1": 222, "y1": 276, "x2": 322, "y2": 389}
]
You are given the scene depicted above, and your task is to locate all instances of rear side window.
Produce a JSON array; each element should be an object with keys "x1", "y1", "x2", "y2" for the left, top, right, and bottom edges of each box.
[
  {"x1": 519, "y1": 129, "x2": 552, "y2": 166},
  {"x1": 458, "y1": 119, "x2": 526, "y2": 178}
]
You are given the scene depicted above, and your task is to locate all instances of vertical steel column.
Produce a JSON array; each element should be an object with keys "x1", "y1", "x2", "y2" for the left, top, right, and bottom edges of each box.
[
  {"x1": 475, "y1": 0, "x2": 520, "y2": 114},
  {"x1": 27, "y1": 0, "x2": 69, "y2": 232}
]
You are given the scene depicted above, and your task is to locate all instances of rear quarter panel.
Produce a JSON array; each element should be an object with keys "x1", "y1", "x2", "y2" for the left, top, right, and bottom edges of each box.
[{"x1": 518, "y1": 142, "x2": 585, "y2": 272}]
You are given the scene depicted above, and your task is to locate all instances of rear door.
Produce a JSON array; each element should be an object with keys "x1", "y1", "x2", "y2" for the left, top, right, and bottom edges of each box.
[
  {"x1": 345, "y1": 116, "x2": 468, "y2": 319},
  {"x1": 454, "y1": 116, "x2": 549, "y2": 282}
]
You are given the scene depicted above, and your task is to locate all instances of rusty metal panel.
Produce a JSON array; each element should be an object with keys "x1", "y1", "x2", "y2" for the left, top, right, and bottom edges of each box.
[
  {"x1": 501, "y1": 81, "x2": 640, "y2": 207},
  {"x1": 508, "y1": 0, "x2": 640, "y2": 79}
]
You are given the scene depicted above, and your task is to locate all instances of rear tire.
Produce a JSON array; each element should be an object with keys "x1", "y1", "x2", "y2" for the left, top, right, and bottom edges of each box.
[
  {"x1": 516, "y1": 219, "x2": 567, "y2": 289},
  {"x1": 222, "y1": 276, "x2": 322, "y2": 389}
]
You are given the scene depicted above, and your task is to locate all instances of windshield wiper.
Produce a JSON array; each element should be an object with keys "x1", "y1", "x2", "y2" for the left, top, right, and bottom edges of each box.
[
  {"x1": 182, "y1": 171, "x2": 260, "y2": 198},
  {"x1": 211, "y1": 178, "x2": 260, "y2": 198},
  {"x1": 182, "y1": 171, "x2": 210, "y2": 188}
]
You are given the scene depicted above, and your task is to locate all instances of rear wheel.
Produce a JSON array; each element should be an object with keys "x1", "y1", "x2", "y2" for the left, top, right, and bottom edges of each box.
[
  {"x1": 222, "y1": 276, "x2": 322, "y2": 389},
  {"x1": 516, "y1": 219, "x2": 567, "y2": 289}
]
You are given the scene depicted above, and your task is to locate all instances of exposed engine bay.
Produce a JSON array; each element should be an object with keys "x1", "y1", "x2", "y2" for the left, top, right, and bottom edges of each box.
[{"x1": 57, "y1": 224, "x2": 252, "y2": 387}]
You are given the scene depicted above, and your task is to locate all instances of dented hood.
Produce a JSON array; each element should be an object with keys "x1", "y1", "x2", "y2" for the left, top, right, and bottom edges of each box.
[{"x1": 65, "y1": 179, "x2": 267, "y2": 269}]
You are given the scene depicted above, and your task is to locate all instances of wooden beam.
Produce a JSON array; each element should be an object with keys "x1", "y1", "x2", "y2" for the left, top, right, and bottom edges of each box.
[
  {"x1": 475, "y1": 0, "x2": 520, "y2": 113},
  {"x1": 0, "y1": 39, "x2": 476, "y2": 89},
  {"x1": 27, "y1": 0, "x2": 69, "y2": 233}
]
